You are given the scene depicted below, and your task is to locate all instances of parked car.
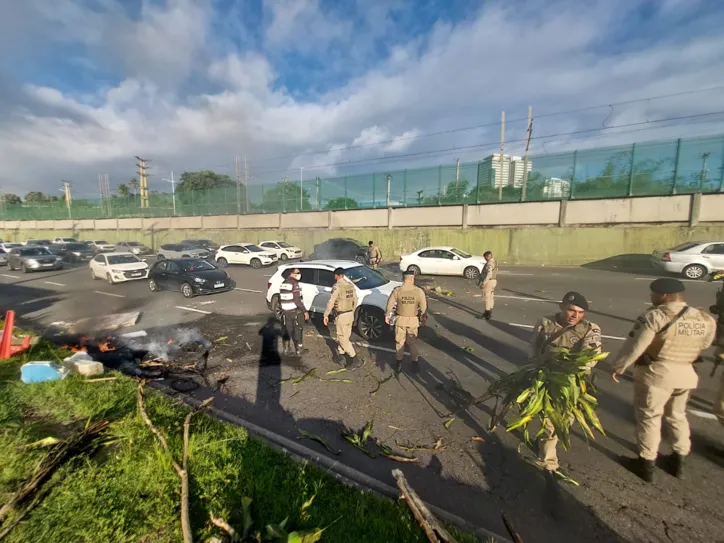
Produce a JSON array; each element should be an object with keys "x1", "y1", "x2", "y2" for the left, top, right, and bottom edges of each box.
[
  {"x1": 259, "y1": 240, "x2": 303, "y2": 261},
  {"x1": 23, "y1": 239, "x2": 52, "y2": 246},
  {"x1": 180, "y1": 239, "x2": 219, "y2": 252},
  {"x1": 266, "y1": 260, "x2": 401, "y2": 340},
  {"x1": 61, "y1": 242, "x2": 96, "y2": 263},
  {"x1": 309, "y1": 238, "x2": 368, "y2": 264},
  {"x1": 115, "y1": 241, "x2": 153, "y2": 258},
  {"x1": 215, "y1": 244, "x2": 277, "y2": 269},
  {"x1": 399, "y1": 246, "x2": 486, "y2": 280},
  {"x1": 651, "y1": 241, "x2": 724, "y2": 280},
  {"x1": 0, "y1": 242, "x2": 23, "y2": 252},
  {"x1": 157, "y1": 243, "x2": 211, "y2": 260},
  {"x1": 7, "y1": 246, "x2": 64, "y2": 273},
  {"x1": 53, "y1": 237, "x2": 77, "y2": 244},
  {"x1": 148, "y1": 258, "x2": 235, "y2": 298},
  {"x1": 87, "y1": 240, "x2": 115, "y2": 253},
  {"x1": 0, "y1": 248, "x2": 7, "y2": 266},
  {"x1": 90, "y1": 252, "x2": 150, "y2": 284}
]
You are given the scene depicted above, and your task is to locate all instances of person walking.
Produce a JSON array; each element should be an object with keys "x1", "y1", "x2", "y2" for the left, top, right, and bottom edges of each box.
[
  {"x1": 367, "y1": 241, "x2": 382, "y2": 270},
  {"x1": 612, "y1": 278, "x2": 716, "y2": 482},
  {"x1": 323, "y1": 267, "x2": 362, "y2": 369},
  {"x1": 279, "y1": 268, "x2": 309, "y2": 355},
  {"x1": 385, "y1": 270, "x2": 427, "y2": 373},
  {"x1": 709, "y1": 271, "x2": 724, "y2": 426},
  {"x1": 530, "y1": 291, "x2": 602, "y2": 473},
  {"x1": 477, "y1": 251, "x2": 498, "y2": 320}
]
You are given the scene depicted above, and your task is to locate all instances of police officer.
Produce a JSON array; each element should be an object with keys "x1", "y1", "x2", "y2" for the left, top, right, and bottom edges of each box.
[
  {"x1": 531, "y1": 291, "x2": 602, "y2": 472},
  {"x1": 709, "y1": 271, "x2": 724, "y2": 426},
  {"x1": 385, "y1": 270, "x2": 427, "y2": 372},
  {"x1": 367, "y1": 241, "x2": 382, "y2": 270},
  {"x1": 279, "y1": 268, "x2": 309, "y2": 356},
  {"x1": 323, "y1": 268, "x2": 361, "y2": 369},
  {"x1": 477, "y1": 250, "x2": 498, "y2": 321},
  {"x1": 612, "y1": 278, "x2": 716, "y2": 482}
]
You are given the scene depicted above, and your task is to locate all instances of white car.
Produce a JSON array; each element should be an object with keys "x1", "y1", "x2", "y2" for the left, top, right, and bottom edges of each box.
[
  {"x1": 399, "y1": 246, "x2": 486, "y2": 280},
  {"x1": 258, "y1": 240, "x2": 303, "y2": 261},
  {"x1": 266, "y1": 260, "x2": 401, "y2": 340},
  {"x1": 53, "y1": 237, "x2": 77, "y2": 244},
  {"x1": 87, "y1": 240, "x2": 115, "y2": 252},
  {"x1": 215, "y1": 243, "x2": 278, "y2": 269},
  {"x1": 652, "y1": 241, "x2": 724, "y2": 280},
  {"x1": 90, "y1": 252, "x2": 150, "y2": 285},
  {"x1": 23, "y1": 239, "x2": 52, "y2": 246},
  {"x1": 0, "y1": 242, "x2": 23, "y2": 252}
]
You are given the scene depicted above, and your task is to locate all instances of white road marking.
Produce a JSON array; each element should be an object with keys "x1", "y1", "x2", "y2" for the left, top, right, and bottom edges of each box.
[
  {"x1": 20, "y1": 295, "x2": 60, "y2": 305},
  {"x1": 264, "y1": 274, "x2": 273, "y2": 277},
  {"x1": 508, "y1": 322, "x2": 625, "y2": 341},
  {"x1": 1, "y1": 274, "x2": 20, "y2": 279},
  {"x1": 175, "y1": 306, "x2": 212, "y2": 315},
  {"x1": 235, "y1": 287, "x2": 263, "y2": 294},
  {"x1": 499, "y1": 272, "x2": 534, "y2": 276},
  {"x1": 94, "y1": 290, "x2": 126, "y2": 298},
  {"x1": 198, "y1": 301, "x2": 216, "y2": 305},
  {"x1": 44, "y1": 281, "x2": 66, "y2": 287},
  {"x1": 688, "y1": 409, "x2": 718, "y2": 421}
]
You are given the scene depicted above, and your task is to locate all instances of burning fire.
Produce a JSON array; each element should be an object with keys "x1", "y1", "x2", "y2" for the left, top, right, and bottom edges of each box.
[
  {"x1": 62, "y1": 345, "x2": 87, "y2": 353},
  {"x1": 168, "y1": 338, "x2": 174, "y2": 344},
  {"x1": 98, "y1": 342, "x2": 116, "y2": 352}
]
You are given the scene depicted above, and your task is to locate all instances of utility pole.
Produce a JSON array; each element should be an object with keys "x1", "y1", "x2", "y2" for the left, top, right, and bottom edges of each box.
[
  {"x1": 163, "y1": 171, "x2": 177, "y2": 215},
  {"x1": 521, "y1": 106, "x2": 533, "y2": 201},
  {"x1": 235, "y1": 155, "x2": 241, "y2": 215},
  {"x1": 699, "y1": 152, "x2": 710, "y2": 192},
  {"x1": 386, "y1": 174, "x2": 392, "y2": 207},
  {"x1": 299, "y1": 167, "x2": 304, "y2": 211},
  {"x1": 244, "y1": 155, "x2": 250, "y2": 212},
  {"x1": 62, "y1": 181, "x2": 72, "y2": 219},
  {"x1": 135, "y1": 156, "x2": 150, "y2": 208},
  {"x1": 498, "y1": 111, "x2": 505, "y2": 202},
  {"x1": 455, "y1": 158, "x2": 460, "y2": 197}
]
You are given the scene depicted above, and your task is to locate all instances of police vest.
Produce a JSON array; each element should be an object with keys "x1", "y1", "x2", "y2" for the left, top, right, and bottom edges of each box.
[
  {"x1": 484, "y1": 259, "x2": 498, "y2": 280},
  {"x1": 644, "y1": 304, "x2": 714, "y2": 365},
  {"x1": 539, "y1": 316, "x2": 595, "y2": 353},
  {"x1": 334, "y1": 282, "x2": 356, "y2": 312},
  {"x1": 279, "y1": 279, "x2": 299, "y2": 312},
  {"x1": 395, "y1": 286, "x2": 421, "y2": 317}
]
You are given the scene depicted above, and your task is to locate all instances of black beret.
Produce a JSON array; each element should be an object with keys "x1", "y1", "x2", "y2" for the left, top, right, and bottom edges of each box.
[
  {"x1": 650, "y1": 278, "x2": 685, "y2": 294},
  {"x1": 333, "y1": 267, "x2": 345, "y2": 276},
  {"x1": 402, "y1": 270, "x2": 415, "y2": 277},
  {"x1": 562, "y1": 291, "x2": 589, "y2": 311}
]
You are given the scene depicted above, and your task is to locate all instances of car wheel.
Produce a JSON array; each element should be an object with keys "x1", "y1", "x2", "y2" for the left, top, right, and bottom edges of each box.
[
  {"x1": 157, "y1": 254, "x2": 165, "y2": 260},
  {"x1": 91, "y1": 268, "x2": 98, "y2": 280},
  {"x1": 280, "y1": 253, "x2": 288, "y2": 261},
  {"x1": 271, "y1": 295, "x2": 283, "y2": 319},
  {"x1": 148, "y1": 278, "x2": 160, "y2": 292},
  {"x1": 464, "y1": 266, "x2": 480, "y2": 280},
  {"x1": 355, "y1": 255, "x2": 367, "y2": 264},
  {"x1": 21, "y1": 263, "x2": 29, "y2": 274},
  {"x1": 217, "y1": 257, "x2": 228, "y2": 268},
  {"x1": 181, "y1": 283, "x2": 195, "y2": 298},
  {"x1": 407, "y1": 265, "x2": 421, "y2": 276},
  {"x1": 683, "y1": 264, "x2": 707, "y2": 280},
  {"x1": 181, "y1": 255, "x2": 190, "y2": 258},
  {"x1": 107, "y1": 273, "x2": 115, "y2": 286},
  {"x1": 251, "y1": 258, "x2": 262, "y2": 269},
  {"x1": 357, "y1": 307, "x2": 386, "y2": 341},
  {"x1": 8, "y1": 261, "x2": 14, "y2": 271}
]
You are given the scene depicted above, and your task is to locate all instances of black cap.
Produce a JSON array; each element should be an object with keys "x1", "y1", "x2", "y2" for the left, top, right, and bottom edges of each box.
[
  {"x1": 562, "y1": 291, "x2": 589, "y2": 311},
  {"x1": 402, "y1": 270, "x2": 415, "y2": 277},
  {"x1": 333, "y1": 267, "x2": 345, "y2": 276},
  {"x1": 650, "y1": 278, "x2": 685, "y2": 295}
]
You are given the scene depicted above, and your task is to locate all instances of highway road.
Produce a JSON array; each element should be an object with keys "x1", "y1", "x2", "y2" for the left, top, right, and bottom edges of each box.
[{"x1": 1, "y1": 259, "x2": 723, "y2": 543}]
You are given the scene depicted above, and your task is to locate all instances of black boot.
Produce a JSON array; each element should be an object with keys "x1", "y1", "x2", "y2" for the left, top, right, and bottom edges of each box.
[
  {"x1": 483, "y1": 310, "x2": 492, "y2": 321},
  {"x1": 410, "y1": 360, "x2": 420, "y2": 374},
  {"x1": 664, "y1": 453, "x2": 685, "y2": 479},
  {"x1": 333, "y1": 352, "x2": 346, "y2": 365},
  {"x1": 295, "y1": 344, "x2": 309, "y2": 356},
  {"x1": 621, "y1": 455, "x2": 655, "y2": 483},
  {"x1": 345, "y1": 355, "x2": 363, "y2": 371}
]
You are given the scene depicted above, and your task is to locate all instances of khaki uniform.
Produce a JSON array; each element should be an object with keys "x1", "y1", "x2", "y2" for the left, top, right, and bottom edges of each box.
[
  {"x1": 613, "y1": 302, "x2": 716, "y2": 461},
  {"x1": 386, "y1": 284, "x2": 427, "y2": 361},
  {"x1": 368, "y1": 246, "x2": 382, "y2": 269},
  {"x1": 479, "y1": 258, "x2": 498, "y2": 312},
  {"x1": 713, "y1": 285, "x2": 724, "y2": 425},
  {"x1": 324, "y1": 278, "x2": 358, "y2": 357},
  {"x1": 531, "y1": 314, "x2": 603, "y2": 471}
]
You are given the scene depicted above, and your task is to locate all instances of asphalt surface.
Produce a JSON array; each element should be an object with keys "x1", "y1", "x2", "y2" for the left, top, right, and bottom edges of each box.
[{"x1": 2, "y1": 259, "x2": 723, "y2": 543}]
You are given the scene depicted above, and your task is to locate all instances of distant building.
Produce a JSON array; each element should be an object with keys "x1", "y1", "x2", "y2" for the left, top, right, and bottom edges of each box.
[
  {"x1": 477, "y1": 154, "x2": 532, "y2": 188},
  {"x1": 509, "y1": 158, "x2": 532, "y2": 188},
  {"x1": 542, "y1": 177, "x2": 571, "y2": 199}
]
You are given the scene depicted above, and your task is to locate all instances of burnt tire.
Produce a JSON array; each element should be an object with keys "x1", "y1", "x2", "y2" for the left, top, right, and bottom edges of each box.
[
  {"x1": 250, "y1": 258, "x2": 262, "y2": 269},
  {"x1": 181, "y1": 283, "x2": 195, "y2": 298},
  {"x1": 464, "y1": 266, "x2": 480, "y2": 280},
  {"x1": 356, "y1": 307, "x2": 386, "y2": 341}
]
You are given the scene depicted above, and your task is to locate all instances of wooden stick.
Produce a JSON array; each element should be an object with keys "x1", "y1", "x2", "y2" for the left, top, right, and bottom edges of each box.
[
  {"x1": 0, "y1": 486, "x2": 51, "y2": 540},
  {"x1": 391, "y1": 469, "x2": 458, "y2": 543},
  {"x1": 209, "y1": 513, "x2": 239, "y2": 541},
  {"x1": 502, "y1": 513, "x2": 524, "y2": 543},
  {"x1": 84, "y1": 377, "x2": 118, "y2": 383}
]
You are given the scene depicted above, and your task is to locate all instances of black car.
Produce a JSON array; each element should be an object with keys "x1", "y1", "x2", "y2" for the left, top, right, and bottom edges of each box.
[
  {"x1": 309, "y1": 238, "x2": 368, "y2": 263},
  {"x1": 148, "y1": 258, "x2": 235, "y2": 298},
  {"x1": 61, "y1": 242, "x2": 96, "y2": 263},
  {"x1": 181, "y1": 239, "x2": 219, "y2": 252}
]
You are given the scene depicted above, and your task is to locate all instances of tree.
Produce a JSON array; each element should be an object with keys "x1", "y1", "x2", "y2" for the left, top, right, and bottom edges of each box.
[
  {"x1": 325, "y1": 197, "x2": 358, "y2": 210},
  {"x1": 177, "y1": 170, "x2": 235, "y2": 192},
  {"x1": 117, "y1": 183, "x2": 130, "y2": 198},
  {"x1": 259, "y1": 181, "x2": 311, "y2": 212},
  {"x1": 24, "y1": 191, "x2": 48, "y2": 202},
  {"x1": 129, "y1": 178, "x2": 139, "y2": 197},
  {"x1": 1, "y1": 193, "x2": 21, "y2": 205}
]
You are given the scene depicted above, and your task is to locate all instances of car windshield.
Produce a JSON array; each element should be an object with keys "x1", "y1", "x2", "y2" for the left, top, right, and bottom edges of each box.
[
  {"x1": 450, "y1": 248, "x2": 472, "y2": 258},
  {"x1": 670, "y1": 242, "x2": 701, "y2": 252},
  {"x1": 244, "y1": 245, "x2": 264, "y2": 252},
  {"x1": 95, "y1": 240, "x2": 109, "y2": 245},
  {"x1": 21, "y1": 247, "x2": 53, "y2": 256},
  {"x1": 62, "y1": 238, "x2": 76, "y2": 242},
  {"x1": 127, "y1": 242, "x2": 143, "y2": 247},
  {"x1": 4, "y1": 243, "x2": 22, "y2": 248},
  {"x1": 181, "y1": 260, "x2": 216, "y2": 272},
  {"x1": 108, "y1": 255, "x2": 141, "y2": 265},
  {"x1": 66, "y1": 243, "x2": 90, "y2": 250},
  {"x1": 343, "y1": 239, "x2": 364, "y2": 248},
  {"x1": 344, "y1": 266, "x2": 389, "y2": 289},
  {"x1": 277, "y1": 242, "x2": 292, "y2": 248}
]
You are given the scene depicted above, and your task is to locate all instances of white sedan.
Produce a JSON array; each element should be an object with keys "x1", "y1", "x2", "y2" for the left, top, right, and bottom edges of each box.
[
  {"x1": 90, "y1": 252, "x2": 150, "y2": 285},
  {"x1": 215, "y1": 243, "x2": 278, "y2": 269},
  {"x1": 258, "y1": 240, "x2": 303, "y2": 260},
  {"x1": 399, "y1": 246, "x2": 487, "y2": 280}
]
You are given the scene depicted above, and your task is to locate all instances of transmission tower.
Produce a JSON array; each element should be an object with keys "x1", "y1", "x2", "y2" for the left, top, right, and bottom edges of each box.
[
  {"x1": 135, "y1": 156, "x2": 150, "y2": 208},
  {"x1": 99, "y1": 174, "x2": 111, "y2": 216}
]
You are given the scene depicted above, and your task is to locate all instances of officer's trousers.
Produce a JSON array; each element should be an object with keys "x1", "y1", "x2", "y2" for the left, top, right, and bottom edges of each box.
[
  {"x1": 634, "y1": 379, "x2": 692, "y2": 460},
  {"x1": 482, "y1": 279, "x2": 497, "y2": 311},
  {"x1": 281, "y1": 311, "x2": 303, "y2": 348},
  {"x1": 538, "y1": 416, "x2": 573, "y2": 471},
  {"x1": 394, "y1": 316, "x2": 419, "y2": 361},
  {"x1": 334, "y1": 311, "x2": 356, "y2": 357},
  {"x1": 715, "y1": 345, "x2": 724, "y2": 426}
]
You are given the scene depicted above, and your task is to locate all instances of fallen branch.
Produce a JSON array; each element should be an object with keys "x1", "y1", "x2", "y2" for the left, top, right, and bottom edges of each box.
[
  {"x1": 369, "y1": 373, "x2": 394, "y2": 396},
  {"x1": 395, "y1": 438, "x2": 448, "y2": 453},
  {"x1": 209, "y1": 512, "x2": 240, "y2": 542},
  {"x1": 502, "y1": 513, "x2": 524, "y2": 543},
  {"x1": 84, "y1": 377, "x2": 118, "y2": 383},
  {"x1": 392, "y1": 469, "x2": 457, "y2": 543}
]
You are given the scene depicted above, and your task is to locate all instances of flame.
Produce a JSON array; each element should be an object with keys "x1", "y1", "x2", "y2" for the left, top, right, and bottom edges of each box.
[
  {"x1": 168, "y1": 338, "x2": 174, "y2": 344},
  {"x1": 61, "y1": 345, "x2": 87, "y2": 353},
  {"x1": 98, "y1": 342, "x2": 116, "y2": 352}
]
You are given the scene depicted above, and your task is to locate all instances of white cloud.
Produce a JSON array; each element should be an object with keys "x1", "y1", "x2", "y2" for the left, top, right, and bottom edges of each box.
[{"x1": 264, "y1": 0, "x2": 352, "y2": 52}]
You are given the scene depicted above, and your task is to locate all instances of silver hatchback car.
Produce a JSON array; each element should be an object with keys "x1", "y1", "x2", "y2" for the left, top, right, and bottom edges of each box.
[
  {"x1": 157, "y1": 243, "x2": 211, "y2": 261},
  {"x1": 651, "y1": 241, "x2": 724, "y2": 280}
]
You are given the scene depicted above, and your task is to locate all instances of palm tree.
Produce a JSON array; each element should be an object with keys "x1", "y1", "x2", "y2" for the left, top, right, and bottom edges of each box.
[
  {"x1": 129, "y1": 178, "x2": 139, "y2": 198},
  {"x1": 117, "y1": 183, "x2": 130, "y2": 198}
]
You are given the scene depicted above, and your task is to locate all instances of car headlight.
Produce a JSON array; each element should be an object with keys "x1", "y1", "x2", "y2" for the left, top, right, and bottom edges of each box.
[
  {"x1": 72, "y1": 251, "x2": 81, "y2": 256},
  {"x1": 26, "y1": 259, "x2": 38, "y2": 265},
  {"x1": 55, "y1": 257, "x2": 63, "y2": 262},
  {"x1": 194, "y1": 277, "x2": 206, "y2": 284}
]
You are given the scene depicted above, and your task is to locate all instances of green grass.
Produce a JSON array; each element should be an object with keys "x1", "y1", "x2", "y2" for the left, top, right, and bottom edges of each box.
[{"x1": 0, "y1": 333, "x2": 490, "y2": 542}]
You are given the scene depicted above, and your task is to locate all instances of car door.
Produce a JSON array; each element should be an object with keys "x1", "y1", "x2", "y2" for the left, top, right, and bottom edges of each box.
[
  {"x1": 166, "y1": 261, "x2": 184, "y2": 291},
  {"x1": 417, "y1": 249, "x2": 446, "y2": 274},
  {"x1": 311, "y1": 269, "x2": 336, "y2": 312},
  {"x1": 153, "y1": 261, "x2": 169, "y2": 287},
  {"x1": 91, "y1": 254, "x2": 106, "y2": 277},
  {"x1": 294, "y1": 268, "x2": 320, "y2": 312},
  {"x1": 438, "y1": 250, "x2": 464, "y2": 275},
  {"x1": 701, "y1": 243, "x2": 724, "y2": 269}
]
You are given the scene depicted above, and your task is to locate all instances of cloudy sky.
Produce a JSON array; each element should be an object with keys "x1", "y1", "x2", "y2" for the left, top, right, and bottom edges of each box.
[{"x1": 1, "y1": 0, "x2": 724, "y2": 198}]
